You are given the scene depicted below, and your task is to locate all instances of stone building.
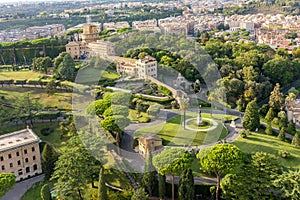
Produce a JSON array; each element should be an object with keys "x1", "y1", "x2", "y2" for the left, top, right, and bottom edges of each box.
[
  {"x1": 138, "y1": 134, "x2": 163, "y2": 157},
  {"x1": 82, "y1": 24, "x2": 98, "y2": 44},
  {"x1": 136, "y1": 56, "x2": 157, "y2": 79},
  {"x1": 0, "y1": 127, "x2": 42, "y2": 181},
  {"x1": 286, "y1": 98, "x2": 300, "y2": 125}
]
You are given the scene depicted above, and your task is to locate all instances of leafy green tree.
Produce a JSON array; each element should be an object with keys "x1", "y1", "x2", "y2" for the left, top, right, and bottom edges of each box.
[
  {"x1": 287, "y1": 121, "x2": 297, "y2": 135},
  {"x1": 53, "y1": 52, "x2": 68, "y2": 69},
  {"x1": 292, "y1": 133, "x2": 300, "y2": 148},
  {"x1": 0, "y1": 174, "x2": 16, "y2": 198},
  {"x1": 103, "y1": 105, "x2": 129, "y2": 118},
  {"x1": 100, "y1": 115, "x2": 130, "y2": 133},
  {"x1": 263, "y1": 57, "x2": 298, "y2": 86},
  {"x1": 51, "y1": 136, "x2": 99, "y2": 200},
  {"x1": 55, "y1": 53, "x2": 75, "y2": 81},
  {"x1": 221, "y1": 152, "x2": 282, "y2": 200},
  {"x1": 243, "y1": 99, "x2": 260, "y2": 131},
  {"x1": 131, "y1": 188, "x2": 148, "y2": 200},
  {"x1": 269, "y1": 83, "x2": 284, "y2": 112},
  {"x1": 153, "y1": 148, "x2": 193, "y2": 200},
  {"x1": 278, "y1": 127, "x2": 286, "y2": 141},
  {"x1": 278, "y1": 111, "x2": 287, "y2": 128},
  {"x1": 265, "y1": 107, "x2": 275, "y2": 121},
  {"x1": 197, "y1": 144, "x2": 243, "y2": 200},
  {"x1": 110, "y1": 92, "x2": 131, "y2": 106},
  {"x1": 98, "y1": 167, "x2": 107, "y2": 200},
  {"x1": 158, "y1": 174, "x2": 166, "y2": 200},
  {"x1": 265, "y1": 122, "x2": 273, "y2": 135},
  {"x1": 42, "y1": 143, "x2": 58, "y2": 181},
  {"x1": 45, "y1": 80, "x2": 57, "y2": 96},
  {"x1": 178, "y1": 168, "x2": 194, "y2": 200},
  {"x1": 12, "y1": 93, "x2": 42, "y2": 127},
  {"x1": 142, "y1": 153, "x2": 157, "y2": 197},
  {"x1": 274, "y1": 170, "x2": 300, "y2": 200},
  {"x1": 32, "y1": 56, "x2": 52, "y2": 73},
  {"x1": 40, "y1": 184, "x2": 51, "y2": 200},
  {"x1": 87, "y1": 99, "x2": 111, "y2": 116}
]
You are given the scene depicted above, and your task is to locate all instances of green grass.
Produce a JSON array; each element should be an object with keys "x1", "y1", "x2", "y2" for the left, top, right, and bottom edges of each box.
[
  {"x1": 0, "y1": 71, "x2": 44, "y2": 80},
  {"x1": 0, "y1": 87, "x2": 83, "y2": 110},
  {"x1": 21, "y1": 181, "x2": 43, "y2": 200},
  {"x1": 77, "y1": 67, "x2": 120, "y2": 85},
  {"x1": 135, "y1": 113, "x2": 234, "y2": 146},
  {"x1": 233, "y1": 132, "x2": 300, "y2": 168}
]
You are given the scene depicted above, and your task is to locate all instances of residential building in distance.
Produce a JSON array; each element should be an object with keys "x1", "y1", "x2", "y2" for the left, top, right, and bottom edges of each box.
[
  {"x1": 286, "y1": 98, "x2": 300, "y2": 125},
  {"x1": 0, "y1": 127, "x2": 42, "y2": 181},
  {"x1": 138, "y1": 134, "x2": 163, "y2": 157},
  {"x1": 102, "y1": 21, "x2": 130, "y2": 30}
]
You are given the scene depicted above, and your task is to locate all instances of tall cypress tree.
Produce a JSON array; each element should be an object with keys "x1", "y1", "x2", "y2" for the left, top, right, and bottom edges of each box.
[
  {"x1": 42, "y1": 144, "x2": 58, "y2": 180},
  {"x1": 278, "y1": 127, "x2": 286, "y2": 141},
  {"x1": 291, "y1": 133, "x2": 300, "y2": 148},
  {"x1": 178, "y1": 168, "x2": 194, "y2": 200},
  {"x1": 98, "y1": 167, "x2": 107, "y2": 200},
  {"x1": 142, "y1": 153, "x2": 157, "y2": 197},
  {"x1": 158, "y1": 174, "x2": 166, "y2": 200},
  {"x1": 243, "y1": 100, "x2": 260, "y2": 131}
]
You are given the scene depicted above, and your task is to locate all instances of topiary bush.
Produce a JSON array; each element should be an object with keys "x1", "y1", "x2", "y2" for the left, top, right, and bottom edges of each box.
[{"x1": 40, "y1": 128, "x2": 54, "y2": 136}]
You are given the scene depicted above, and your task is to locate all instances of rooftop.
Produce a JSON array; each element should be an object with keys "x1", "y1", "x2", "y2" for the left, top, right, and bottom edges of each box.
[{"x1": 0, "y1": 127, "x2": 41, "y2": 153}]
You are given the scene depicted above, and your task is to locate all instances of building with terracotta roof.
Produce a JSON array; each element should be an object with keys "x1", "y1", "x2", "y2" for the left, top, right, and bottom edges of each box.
[
  {"x1": 0, "y1": 127, "x2": 42, "y2": 181},
  {"x1": 138, "y1": 134, "x2": 163, "y2": 157}
]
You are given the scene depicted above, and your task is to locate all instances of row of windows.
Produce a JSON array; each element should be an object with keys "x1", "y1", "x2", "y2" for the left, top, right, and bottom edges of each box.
[
  {"x1": 0, "y1": 147, "x2": 35, "y2": 161},
  {"x1": 1, "y1": 156, "x2": 36, "y2": 170},
  {"x1": 14, "y1": 164, "x2": 39, "y2": 176}
]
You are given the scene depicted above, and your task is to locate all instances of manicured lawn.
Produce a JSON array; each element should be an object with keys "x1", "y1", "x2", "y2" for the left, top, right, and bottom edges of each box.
[
  {"x1": 0, "y1": 87, "x2": 83, "y2": 110},
  {"x1": 76, "y1": 67, "x2": 120, "y2": 85},
  {"x1": 233, "y1": 132, "x2": 300, "y2": 168},
  {"x1": 135, "y1": 113, "x2": 235, "y2": 146},
  {"x1": 0, "y1": 71, "x2": 44, "y2": 80},
  {"x1": 21, "y1": 181, "x2": 43, "y2": 200}
]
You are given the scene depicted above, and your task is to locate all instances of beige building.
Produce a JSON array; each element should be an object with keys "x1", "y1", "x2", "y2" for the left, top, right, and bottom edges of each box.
[
  {"x1": 82, "y1": 24, "x2": 98, "y2": 44},
  {"x1": 88, "y1": 40, "x2": 115, "y2": 57},
  {"x1": 286, "y1": 99, "x2": 300, "y2": 125},
  {"x1": 138, "y1": 134, "x2": 163, "y2": 157},
  {"x1": 66, "y1": 41, "x2": 88, "y2": 60},
  {"x1": 0, "y1": 127, "x2": 42, "y2": 181},
  {"x1": 136, "y1": 56, "x2": 157, "y2": 79}
]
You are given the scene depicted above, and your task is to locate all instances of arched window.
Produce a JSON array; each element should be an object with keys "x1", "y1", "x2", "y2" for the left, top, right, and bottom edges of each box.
[{"x1": 26, "y1": 167, "x2": 30, "y2": 173}]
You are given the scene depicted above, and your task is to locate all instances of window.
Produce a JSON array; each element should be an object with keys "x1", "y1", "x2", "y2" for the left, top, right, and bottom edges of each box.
[
  {"x1": 26, "y1": 167, "x2": 30, "y2": 173},
  {"x1": 32, "y1": 147, "x2": 35, "y2": 152},
  {"x1": 8, "y1": 154, "x2": 11, "y2": 159},
  {"x1": 33, "y1": 156, "x2": 36, "y2": 161},
  {"x1": 17, "y1": 160, "x2": 21, "y2": 165},
  {"x1": 18, "y1": 169, "x2": 23, "y2": 175},
  {"x1": 16, "y1": 152, "x2": 20, "y2": 156},
  {"x1": 24, "y1": 149, "x2": 27, "y2": 154},
  {"x1": 0, "y1": 156, "x2": 3, "y2": 161},
  {"x1": 1, "y1": 165, "x2": 4, "y2": 170},
  {"x1": 10, "y1": 163, "x2": 13, "y2": 168},
  {"x1": 25, "y1": 158, "x2": 29, "y2": 163},
  {"x1": 33, "y1": 164, "x2": 38, "y2": 171}
]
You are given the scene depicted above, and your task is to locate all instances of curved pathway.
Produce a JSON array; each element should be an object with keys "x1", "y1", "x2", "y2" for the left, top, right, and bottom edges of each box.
[{"x1": 0, "y1": 175, "x2": 44, "y2": 200}]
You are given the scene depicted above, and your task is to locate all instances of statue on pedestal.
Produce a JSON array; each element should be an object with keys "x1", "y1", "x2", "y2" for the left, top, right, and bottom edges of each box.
[{"x1": 196, "y1": 105, "x2": 204, "y2": 126}]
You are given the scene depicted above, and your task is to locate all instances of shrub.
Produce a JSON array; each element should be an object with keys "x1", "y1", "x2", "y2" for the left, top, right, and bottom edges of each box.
[
  {"x1": 278, "y1": 150, "x2": 290, "y2": 159},
  {"x1": 272, "y1": 117, "x2": 279, "y2": 125},
  {"x1": 239, "y1": 130, "x2": 250, "y2": 138},
  {"x1": 40, "y1": 128, "x2": 54, "y2": 136}
]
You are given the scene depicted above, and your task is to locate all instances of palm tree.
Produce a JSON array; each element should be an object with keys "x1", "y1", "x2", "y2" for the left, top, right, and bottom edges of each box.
[
  {"x1": 208, "y1": 94, "x2": 214, "y2": 118},
  {"x1": 179, "y1": 97, "x2": 189, "y2": 129}
]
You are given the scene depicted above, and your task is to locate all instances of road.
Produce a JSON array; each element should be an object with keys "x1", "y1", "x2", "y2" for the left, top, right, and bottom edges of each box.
[{"x1": 1, "y1": 174, "x2": 44, "y2": 200}]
